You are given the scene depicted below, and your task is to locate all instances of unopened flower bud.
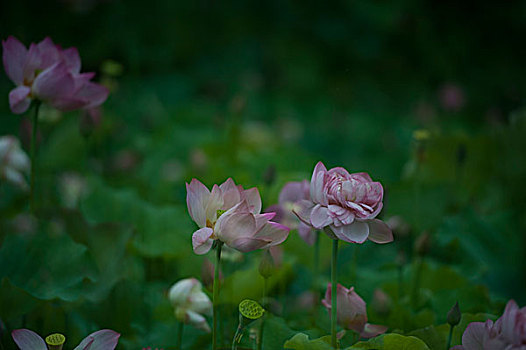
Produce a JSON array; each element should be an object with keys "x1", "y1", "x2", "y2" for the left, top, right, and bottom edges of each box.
[
  {"x1": 414, "y1": 232, "x2": 431, "y2": 257},
  {"x1": 447, "y1": 301, "x2": 461, "y2": 327},
  {"x1": 45, "y1": 333, "x2": 66, "y2": 350},
  {"x1": 258, "y1": 249, "x2": 275, "y2": 279}
]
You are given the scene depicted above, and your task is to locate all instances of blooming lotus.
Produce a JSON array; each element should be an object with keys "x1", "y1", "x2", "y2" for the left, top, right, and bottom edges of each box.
[
  {"x1": 321, "y1": 283, "x2": 387, "y2": 338},
  {"x1": 0, "y1": 135, "x2": 30, "y2": 190},
  {"x1": 2, "y1": 36, "x2": 108, "y2": 114},
  {"x1": 266, "y1": 180, "x2": 316, "y2": 245},
  {"x1": 12, "y1": 329, "x2": 119, "y2": 350},
  {"x1": 453, "y1": 300, "x2": 526, "y2": 350},
  {"x1": 186, "y1": 178, "x2": 290, "y2": 254},
  {"x1": 294, "y1": 161, "x2": 393, "y2": 244},
  {"x1": 168, "y1": 278, "x2": 213, "y2": 332}
]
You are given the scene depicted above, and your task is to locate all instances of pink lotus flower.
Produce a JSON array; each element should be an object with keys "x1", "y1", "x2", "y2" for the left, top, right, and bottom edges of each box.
[
  {"x1": 12, "y1": 329, "x2": 119, "y2": 350},
  {"x1": 453, "y1": 300, "x2": 526, "y2": 350},
  {"x1": 2, "y1": 36, "x2": 108, "y2": 114},
  {"x1": 0, "y1": 135, "x2": 30, "y2": 190},
  {"x1": 321, "y1": 283, "x2": 387, "y2": 338},
  {"x1": 267, "y1": 180, "x2": 316, "y2": 245},
  {"x1": 186, "y1": 178, "x2": 290, "y2": 254},
  {"x1": 168, "y1": 278, "x2": 212, "y2": 332},
  {"x1": 294, "y1": 161, "x2": 393, "y2": 244}
]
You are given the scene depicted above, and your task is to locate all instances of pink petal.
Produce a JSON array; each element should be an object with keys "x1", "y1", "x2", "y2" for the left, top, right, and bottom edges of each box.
[
  {"x1": 310, "y1": 204, "x2": 332, "y2": 229},
  {"x1": 75, "y1": 330, "x2": 120, "y2": 350},
  {"x1": 32, "y1": 62, "x2": 74, "y2": 102},
  {"x1": 241, "y1": 187, "x2": 262, "y2": 214},
  {"x1": 35, "y1": 37, "x2": 61, "y2": 69},
  {"x1": 192, "y1": 228, "x2": 214, "y2": 255},
  {"x1": 351, "y1": 172, "x2": 373, "y2": 182},
  {"x1": 219, "y1": 178, "x2": 242, "y2": 209},
  {"x1": 253, "y1": 221, "x2": 290, "y2": 247},
  {"x1": 367, "y1": 219, "x2": 393, "y2": 244},
  {"x1": 279, "y1": 181, "x2": 308, "y2": 204},
  {"x1": 61, "y1": 47, "x2": 81, "y2": 73},
  {"x1": 461, "y1": 322, "x2": 486, "y2": 350},
  {"x1": 186, "y1": 179, "x2": 211, "y2": 228},
  {"x1": 205, "y1": 184, "x2": 224, "y2": 222},
  {"x1": 11, "y1": 329, "x2": 46, "y2": 350},
  {"x1": 8, "y1": 86, "x2": 31, "y2": 114},
  {"x1": 298, "y1": 222, "x2": 315, "y2": 245},
  {"x1": 360, "y1": 323, "x2": 387, "y2": 338},
  {"x1": 292, "y1": 199, "x2": 315, "y2": 226},
  {"x1": 74, "y1": 337, "x2": 94, "y2": 350},
  {"x1": 215, "y1": 211, "x2": 256, "y2": 248},
  {"x1": 72, "y1": 81, "x2": 108, "y2": 110},
  {"x1": 186, "y1": 310, "x2": 211, "y2": 332},
  {"x1": 331, "y1": 221, "x2": 369, "y2": 244},
  {"x1": 254, "y1": 212, "x2": 276, "y2": 231},
  {"x1": 22, "y1": 43, "x2": 42, "y2": 83},
  {"x1": 310, "y1": 161, "x2": 328, "y2": 206},
  {"x1": 501, "y1": 300, "x2": 519, "y2": 344},
  {"x1": 2, "y1": 36, "x2": 27, "y2": 85},
  {"x1": 229, "y1": 237, "x2": 270, "y2": 252}
]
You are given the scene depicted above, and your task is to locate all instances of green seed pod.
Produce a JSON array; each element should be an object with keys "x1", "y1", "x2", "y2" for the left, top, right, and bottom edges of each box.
[
  {"x1": 239, "y1": 299, "x2": 265, "y2": 320},
  {"x1": 45, "y1": 333, "x2": 66, "y2": 350}
]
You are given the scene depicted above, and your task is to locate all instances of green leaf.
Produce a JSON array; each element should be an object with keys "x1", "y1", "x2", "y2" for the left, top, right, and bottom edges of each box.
[
  {"x1": 261, "y1": 315, "x2": 297, "y2": 350},
  {"x1": 347, "y1": 333, "x2": 430, "y2": 350},
  {"x1": 284, "y1": 333, "x2": 333, "y2": 350}
]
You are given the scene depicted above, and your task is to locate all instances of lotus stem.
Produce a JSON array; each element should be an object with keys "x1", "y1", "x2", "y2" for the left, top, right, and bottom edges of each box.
[
  {"x1": 446, "y1": 324, "x2": 454, "y2": 350},
  {"x1": 30, "y1": 101, "x2": 41, "y2": 214},
  {"x1": 213, "y1": 241, "x2": 223, "y2": 350},
  {"x1": 331, "y1": 238, "x2": 338, "y2": 348},
  {"x1": 176, "y1": 320, "x2": 184, "y2": 350}
]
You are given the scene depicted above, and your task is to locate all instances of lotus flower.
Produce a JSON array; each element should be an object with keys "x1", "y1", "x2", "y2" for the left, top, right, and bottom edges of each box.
[
  {"x1": 266, "y1": 180, "x2": 316, "y2": 245},
  {"x1": 186, "y1": 178, "x2": 290, "y2": 254},
  {"x1": 2, "y1": 36, "x2": 108, "y2": 114},
  {"x1": 453, "y1": 300, "x2": 526, "y2": 350},
  {"x1": 168, "y1": 278, "x2": 213, "y2": 332},
  {"x1": 0, "y1": 135, "x2": 30, "y2": 190},
  {"x1": 321, "y1": 283, "x2": 387, "y2": 338},
  {"x1": 12, "y1": 329, "x2": 119, "y2": 350},
  {"x1": 294, "y1": 161, "x2": 393, "y2": 244}
]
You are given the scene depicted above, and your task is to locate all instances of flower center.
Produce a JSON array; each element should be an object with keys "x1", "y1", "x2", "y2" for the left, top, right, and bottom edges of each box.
[{"x1": 45, "y1": 333, "x2": 66, "y2": 350}]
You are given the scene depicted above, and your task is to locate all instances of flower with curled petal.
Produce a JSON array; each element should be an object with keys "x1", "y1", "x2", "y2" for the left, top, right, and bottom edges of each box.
[
  {"x1": 321, "y1": 283, "x2": 387, "y2": 339},
  {"x1": 168, "y1": 278, "x2": 212, "y2": 332},
  {"x1": 294, "y1": 161, "x2": 393, "y2": 244},
  {"x1": 186, "y1": 178, "x2": 290, "y2": 254},
  {"x1": 11, "y1": 329, "x2": 119, "y2": 350},
  {"x1": 2, "y1": 36, "x2": 108, "y2": 114}
]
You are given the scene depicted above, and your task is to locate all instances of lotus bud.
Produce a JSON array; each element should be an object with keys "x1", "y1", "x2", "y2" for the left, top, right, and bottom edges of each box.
[
  {"x1": 258, "y1": 249, "x2": 275, "y2": 279},
  {"x1": 447, "y1": 301, "x2": 461, "y2": 327},
  {"x1": 372, "y1": 289, "x2": 392, "y2": 315}
]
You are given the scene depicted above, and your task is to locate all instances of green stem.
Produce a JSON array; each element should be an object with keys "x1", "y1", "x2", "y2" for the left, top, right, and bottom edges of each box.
[
  {"x1": 176, "y1": 321, "x2": 184, "y2": 350},
  {"x1": 257, "y1": 278, "x2": 268, "y2": 350},
  {"x1": 446, "y1": 324, "x2": 454, "y2": 350},
  {"x1": 213, "y1": 241, "x2": 223, "y2": 350},
  {"x1": 331, "y1": 239, "x2": 338, "y2": 349},
  {"x1": 231, "y1": 324, "x2": 243, "y2": 350},
  {"x1": 314, "y1": 231, "x2": 320, "y2": 286},
  {"x1": 411, "y1": 257, "x2": 423, "y2": 309},
  {"x1": 29, "y1": 101, "x2": 41, "y2": 214}
]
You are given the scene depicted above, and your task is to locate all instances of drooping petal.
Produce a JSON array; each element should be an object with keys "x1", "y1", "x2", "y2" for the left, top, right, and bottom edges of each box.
[
  {"x1": 186, "y1": 310, "x2": 211, "y2": 332},
  {"x1": 310, "y1": 204, "x2": 332, "y2": 229},
  {"x1": 461, "y1": 322, "x2": 486, "y2": 350},
  {"x1": 8, "y1": 86, "x2": 31, "y2": 114},
  {"x1": 360, "y1": 323, "x2": 388, "y2": 338},
  {"x1": 168, "y1": 278, "x2": 199, "y2": 306},
  {"x1": 310, "y1": 161, "x2": 328, "y2": 206},
  {"x1": 2, "y1": 36, "x2": 27, "y2": 85},
  {"x1": 367, "y1": 219, "x2": 393, "y2": 244},
  {"x1": 215, "y1": 211, "x2": 256, "y2": 248},
  {"x1": 32, "y1": 62, "x2": 74, "y2": 102},
  {"x1": 331, "y1": 221, "x2": 369, "y2": 244},
  {"x1": 241, "y1": 187, "x2": 262, "y2": 214},
  {"x1": 229, "y1": 237, "x2": 271, "y2": 252},
  {"x1": 188, "y1": 290, "x2": 213, "y2": 315},
  {"x1": 192, "y1": 228, "x2": 214, "y2": 255},
  {"x1": 292, "y1": 199, "x2": 315, "y2": 226},
  {"x1": 11, "y1": 329, "x2": 47, "y2": 350},
  {"x1": 298, "y1": 222, "x2": 315, "y2": 245},
  {"x1": 252, "y1": 221, "x2": 290, "y2": 248},
  {"x1": 70, "y1": 81, "x2": 109, "y2": 110},
  {"x1": 186, "y1": 179, "x2": 211, "y2": 228},
  {"x1": 74, "y1": 330, "x2": 120, "y2": 350}
]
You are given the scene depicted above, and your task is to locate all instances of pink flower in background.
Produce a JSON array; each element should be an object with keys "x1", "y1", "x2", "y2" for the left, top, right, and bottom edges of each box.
[
  {"x1": 294, "y1": 161, "x2": 393, "y2": 244},
  {"x1": 0, "y1": 135, "x2": 30, "y2": 190},
  {"x1": 453, "y1": 300, "x2": 526, "y2": 350},
  {"x1": 12, "y1": 329, "x2": 120, "y2": 350},
  {"x1": 267, "y1": 180, "x2": 316, "y2": 245},
  {"x1": 2, "y1": 36, "x2": 108, "y2": 114},
  {"x1": 321, "y1": 283, "x2": 387, "y2": 338},
  {"x1": 439, "y1": 83, "x2": 465, "y2": 113},
  {"x1": 168, "y1": 278, "x2": 212, "y2": 332},
  {"x1": 186, "y1": 178, "x2": 290, "y2": 254}
]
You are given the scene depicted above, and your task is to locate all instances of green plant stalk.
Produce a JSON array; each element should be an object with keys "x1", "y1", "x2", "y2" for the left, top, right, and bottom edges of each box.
[
  {"x1": 30, "y1": 101, "x2": 41, "y2": 214},
  {"x1": 257, "y1": 277, "x2": 268, "y2": 350},
  {"x1": 331, "y1": 238, "x2": 339, "y2": 349},
  {"x1": 176, "y1": 320, "x2": 184, "y2": 350},
  {"x1": 446, "y1": 324, "x2": 454, "y2": 350},
  {"x1": 213, "y1": 241, "x2": 224, "y2": 350},
  {"x1": 231, "y1": 324, "x2": 243, "y2": 350},
  {"x1": 314, "y1": 231, "x2": 320, "y2": 285},
  {"x1": 411, "y1": 256, "x2": 423, "y2": 309}
]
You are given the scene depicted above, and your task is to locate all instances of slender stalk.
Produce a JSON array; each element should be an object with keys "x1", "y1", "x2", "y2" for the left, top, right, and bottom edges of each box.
[
  {"x1": 257, "y1": 277, "x2": 268, "y2": 350},
  {"x1": 446, "y1": 324, "x2": 454, "y2": 350},
  {"x1": 331, "y1": 239, "x2": 339, "y2": 349},
  {"x1": 411, "y1": 257, "x2": 423, "y2": 309},
  {"x1": 231, "y1": 324, "x2": 243, "y2": 350},
  {"x1": 176, "y1": 321, "x2": 184, "y2": 350},
  {"x1": 29, "y1": 101, "x2": 41, "y2": 214},
  {"x1": 313, "y1": 231, "x2": 320, "y2": 286},
  {"x1": 213, "y1": 241, "x2": 223, "y2": 350}
]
